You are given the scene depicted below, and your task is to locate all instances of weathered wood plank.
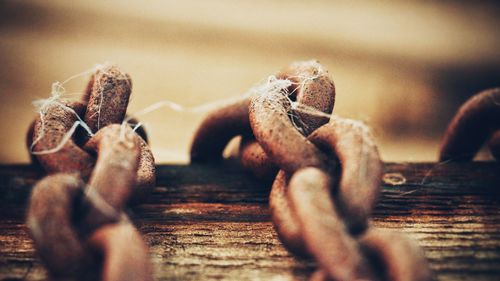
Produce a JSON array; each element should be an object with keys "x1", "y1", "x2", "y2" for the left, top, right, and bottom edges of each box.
[{"x1": 0, "y1": 162, "x2": 499, "y2": 280}]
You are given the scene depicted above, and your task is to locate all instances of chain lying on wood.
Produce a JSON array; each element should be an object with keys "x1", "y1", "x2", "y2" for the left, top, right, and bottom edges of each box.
[
  {"x1": 191, "y1": 60, "x2": 432, "y2": 281},
  {"x1": 26, "y1": 65, "x2": 155, "y2": 281},
  {"x1": 440, "y1": 88, "x2": 500, "y2": 161}
]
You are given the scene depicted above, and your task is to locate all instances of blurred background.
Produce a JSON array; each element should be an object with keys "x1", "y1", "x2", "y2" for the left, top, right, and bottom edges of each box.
[{"x1": 0, "y1": 0, "x2": 499, "y2": 164}]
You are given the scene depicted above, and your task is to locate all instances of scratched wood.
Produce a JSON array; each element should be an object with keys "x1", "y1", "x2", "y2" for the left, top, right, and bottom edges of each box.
[{"x1": 0, "y1": 162, "x2": 499, "y2": 281}]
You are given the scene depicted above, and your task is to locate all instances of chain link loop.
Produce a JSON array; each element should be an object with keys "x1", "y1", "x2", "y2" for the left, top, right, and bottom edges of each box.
[
  {"x1": 26, "y1": 65, "x2": 155, "y2": 281},
  {"x1": 440, "y1": 88, "x2": 500, "y2": 161},
  {"x1": 191, "y1": 60, "x2": 432, "y2": 281}
]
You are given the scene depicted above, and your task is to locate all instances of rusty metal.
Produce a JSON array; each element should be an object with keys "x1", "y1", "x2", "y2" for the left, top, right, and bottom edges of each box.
[
  {"x1": 360, "y1": 229, "x2": 432, "y2": 281},
  {"x1": 488, "y1": 130, "x2": 500, "y2": 160},
  {"x1": 88, "y1": 222, "x2": 152, "y2": 281},
  {"x1": 83, "y1": 65, "x2": 132, "y2": 132},
  {"x1": 190, "y1": 96, "x2": 252, "y2": 162},
  {"x1": 274, "y1": 60, "x2": 335, "y2": 136},
  {"x1": 191, "y1": 60, "x2": 432, "y2": 281},
  {"x1": 26, "y1": 174, "x2": 95, "y2": 279},
  {"x1": 239, "y1": 137, "x2": 277, "y2": 180},
  {"x1": 440, "y1": 88, "x2": 500, "y2": 161},
  {"x1": 31, "y1": 100, "x2": 95, "y2": 178},
  {"x1": 248, "y1": 85, "x2": 327, "y2": 172},
  {"x1": 307, "y1": 117, "x2": 382, "y2": 233},
  {"x1": 287, "y1": 167, "x2": 374, "y2": 280},
  {"x1": 26, "y1": 65, "x2": 155, "y2": 281},
  {"x1": 190, "y1": 60, "x2": 335, "y2": 179},
  {"x1": 269, "y1": 170, "x2": 309, "y2": 257}
]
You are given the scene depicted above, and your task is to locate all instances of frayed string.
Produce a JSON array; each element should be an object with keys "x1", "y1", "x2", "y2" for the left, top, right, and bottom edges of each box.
[
  {"x1": 32, "y1": 120, "x2": 87, "y2": 155},
  {"x1": 420, "y1": 159, "x2": 452, "y2": 185},
  {"x1": 30, "y1": 101, "x2": 94, "y2": 155},
  {"x1": 122, "y1": 74, "x2": 296, "y2": 124},
  {"x1": 29, "y1": 64, "x2": 108, "y2": 155},
  {"x1": 29, "y1": 65, "x2": 337, "y2": 157}
]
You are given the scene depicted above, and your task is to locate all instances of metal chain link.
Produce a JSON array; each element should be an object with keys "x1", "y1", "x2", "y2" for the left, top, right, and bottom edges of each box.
[
  {"x1": 26, "y1": 65, "x2": 155, "y2": 281},
  {"x1": 439, "y1": 88, "x2": 500, "y2": 162},
  {"x1": 191, "y1": 60, "x2": 432, "y2": 281}
]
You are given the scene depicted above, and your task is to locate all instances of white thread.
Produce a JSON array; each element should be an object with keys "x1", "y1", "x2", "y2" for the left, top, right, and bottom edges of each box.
[
  {"x1": 32, "y1": 121, "x2": 84, "y2": 155},
  {"x1": 29, "y1": 63, "x2": 128, "y2": 155},
  {"x1": 29, "y1": 62, "x2": 341, "y2": 157},
  {"x1": 29, "y1": 65, "x2": 104, "y2": 155},
  {"x1": 131, "y1": 122, "x2": 143, "y2": 133},
  {"x1": 420, "y1": 159, "x2": 452, "y2": 185}
]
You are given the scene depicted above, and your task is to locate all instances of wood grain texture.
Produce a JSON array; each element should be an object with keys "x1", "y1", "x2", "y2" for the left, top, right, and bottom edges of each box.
[{"x1": 0, "y1": 162, "x2": 499, "y2": 280}]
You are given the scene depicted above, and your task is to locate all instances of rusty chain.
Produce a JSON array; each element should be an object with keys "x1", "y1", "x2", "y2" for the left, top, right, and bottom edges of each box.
[
  {"x1": 26, "y1": 65, "x2": 155, "y2": 281},
  {"x1": 191, "y1": 60, "x2": 432, "y2": 281},
  {"x1": 439, "y1": 88, "x2": 500, "y2": 161}
]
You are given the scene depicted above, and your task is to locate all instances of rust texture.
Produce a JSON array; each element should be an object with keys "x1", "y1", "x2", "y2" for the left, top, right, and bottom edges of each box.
[
  {"x1": 190, "y1": 60, "x2": 432, "y2": 281},
  {"x1": 25, "y1": 65, "x2": 155, "y2": 281},
  {"x1": 440, "y1": 88, "x2": 500, "y2": 161}
]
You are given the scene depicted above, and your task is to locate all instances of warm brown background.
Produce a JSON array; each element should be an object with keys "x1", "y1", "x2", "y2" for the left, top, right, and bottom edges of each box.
[{"x1": 0, "y1": 0, "x2": 499, "y2": 164}]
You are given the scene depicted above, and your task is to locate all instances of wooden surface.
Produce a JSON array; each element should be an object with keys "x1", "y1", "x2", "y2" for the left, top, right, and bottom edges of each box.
[{"x1": 0, "y1": 162, "x2": 499, "y2": 280}]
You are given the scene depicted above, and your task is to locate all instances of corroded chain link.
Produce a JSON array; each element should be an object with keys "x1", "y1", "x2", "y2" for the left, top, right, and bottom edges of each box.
[
  {"x1": 191, "y1": 60, "x2": 432, "y2": 281},
  {"x1": 26, "y1": 65, "x2": 155, "y2": 281},
  {"x1": 440, "y1": 88, "x2": 500, "y2": 161}
]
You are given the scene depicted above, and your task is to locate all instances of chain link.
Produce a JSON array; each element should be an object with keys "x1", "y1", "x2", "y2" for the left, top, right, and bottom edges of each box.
[
  {"x1": 439, "y1": 88, "x2": 500, "y2": 161},
  {"x1": 191, "y1": 60, "x2": 432, "y2": 281},
  {"x1": 26, "y1": 65, "x2": 155, "y2": 281}
]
